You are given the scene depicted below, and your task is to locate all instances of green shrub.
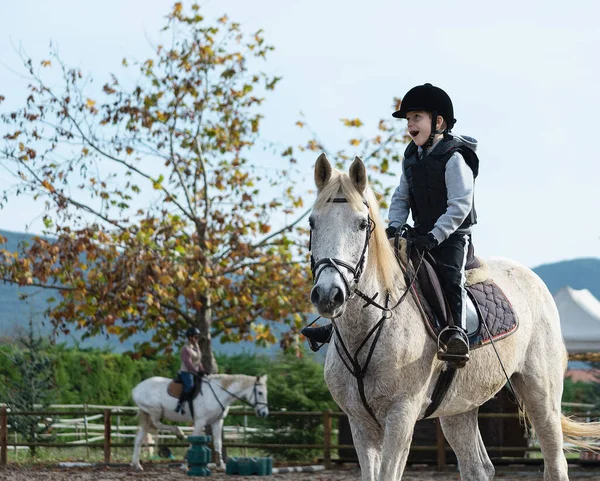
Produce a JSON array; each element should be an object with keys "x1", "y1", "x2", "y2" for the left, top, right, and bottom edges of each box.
[{"x1": 216, "y1": 350, "x2": 337, "y2": 461}]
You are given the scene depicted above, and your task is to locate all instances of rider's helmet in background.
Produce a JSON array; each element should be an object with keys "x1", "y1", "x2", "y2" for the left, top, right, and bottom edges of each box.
[{"x1": 186, "y1": 327, "x2": 201, "y2": 339}]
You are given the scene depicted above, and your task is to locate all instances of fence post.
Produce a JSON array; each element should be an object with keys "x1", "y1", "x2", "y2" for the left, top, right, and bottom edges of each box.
[
  {"x1": 84, "y1": 403, "x2": 90, "y2": 457},
  {"x1": 103, "y1": 409, "x2": 112, "y2": 464},
  {"x1": 116, "y1": 408, "x2": 121, "y2": 460},
  {"x1": 323, "y1": 410, "x2": 332, "y2": 469},
  {"x1": 436, "y1": 419, "x2": 446, "y2": 471},
  {"x1": 1, "y1": 406, "x2": 7, "y2": 466}
]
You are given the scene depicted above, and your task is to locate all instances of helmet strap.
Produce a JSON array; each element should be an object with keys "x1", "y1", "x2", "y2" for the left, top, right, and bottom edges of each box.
[{"x1": 425, "y1": 110, "x2": 439, "y2": 149}]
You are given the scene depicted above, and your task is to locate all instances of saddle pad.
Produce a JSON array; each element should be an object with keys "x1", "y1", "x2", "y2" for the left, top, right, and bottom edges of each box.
[
  {"x1": 410, "y1": 279, "x2": 518, "y2": 351},
  {"x1": 465, "y1": 281, "x2": 519, "y2": 349}
]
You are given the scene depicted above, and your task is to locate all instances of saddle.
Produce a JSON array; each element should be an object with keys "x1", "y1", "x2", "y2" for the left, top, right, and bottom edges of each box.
[
  {"x1": 394, "y1": 237, "x2": 519, "y2": 351},
  {"x1": 168, "y1": 372, "x2": 204, "y2": 418}
]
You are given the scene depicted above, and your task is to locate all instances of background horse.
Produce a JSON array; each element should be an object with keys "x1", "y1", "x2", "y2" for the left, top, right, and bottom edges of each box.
[
  {"x1": 308, "y1": 153, "x2": 599, "y2": 481},
  {"x1": 131, "y1": 374, "x2": 268, "y2": 470}
]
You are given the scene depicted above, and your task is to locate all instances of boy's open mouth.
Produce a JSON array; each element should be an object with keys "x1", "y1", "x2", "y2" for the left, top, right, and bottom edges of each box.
[{"x1": 409, "y1": 130, "x2": 419, "y2": 137}]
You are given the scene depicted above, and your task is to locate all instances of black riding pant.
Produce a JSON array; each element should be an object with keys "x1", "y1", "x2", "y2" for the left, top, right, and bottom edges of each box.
[{"x1": 429, "y1": 233, "x2": 471, "y2": 330}]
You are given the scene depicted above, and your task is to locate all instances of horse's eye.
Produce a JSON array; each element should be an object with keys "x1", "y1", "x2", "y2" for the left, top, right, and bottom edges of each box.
[
  {"x1": 359, "y1": 219, "x2": 368, "y2": 231},
  {"x1": 309, "y1": 218, "x2": 315, "y2": 229}
]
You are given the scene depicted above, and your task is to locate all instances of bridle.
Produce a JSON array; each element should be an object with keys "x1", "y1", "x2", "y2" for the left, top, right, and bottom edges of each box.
[
  {"x1": 309, "y1": 198, "x2": 374, "y2": 301},
  {"x1": 206, "y1": 379, "x2": 269, "y2": 416},
  {"x1": 308, "y1": 198, "x2": 423, "y2": 428}
]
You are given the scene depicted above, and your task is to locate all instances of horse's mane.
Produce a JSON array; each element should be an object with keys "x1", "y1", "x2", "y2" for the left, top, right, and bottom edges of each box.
[{"x1": 314, "y1": 170, "x2": 403, "y2": 295}]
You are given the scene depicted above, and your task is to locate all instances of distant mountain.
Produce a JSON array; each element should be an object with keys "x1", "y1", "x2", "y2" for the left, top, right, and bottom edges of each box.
[
  {"x1": 533, "y1": 257, "x2": 600, "y2": 300},
  {"x1": 0, "y1": 230, "x2": 56, "y2": 338}
]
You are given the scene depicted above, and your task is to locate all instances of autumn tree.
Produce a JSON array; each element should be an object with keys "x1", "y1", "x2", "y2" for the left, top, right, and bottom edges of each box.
[
  {"x1": 0, "y1": 2, "x2": 408, "y2": 372},
  {"x1": 0, "y1": 3, "x2": 312, "y2": 372}
]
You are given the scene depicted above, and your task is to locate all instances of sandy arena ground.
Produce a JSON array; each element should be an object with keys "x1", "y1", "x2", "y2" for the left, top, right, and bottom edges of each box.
[{"x1": 1, "y1": 465, "x2": 599, "y2": 480}]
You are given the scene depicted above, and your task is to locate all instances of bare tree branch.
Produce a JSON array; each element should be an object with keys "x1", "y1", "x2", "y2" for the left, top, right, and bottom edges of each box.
[
  {"x1": 0, "y1": 278, "x2": 77, "y2": 291},
  {"x1": 0, "y1": 150, "x2": 127, "y2": 230},
  {"x1": 253, "y1": 207, "x2": 311, "y2": 248}
]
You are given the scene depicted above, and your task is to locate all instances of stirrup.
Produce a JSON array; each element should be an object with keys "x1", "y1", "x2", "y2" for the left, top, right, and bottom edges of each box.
[{"x1": 437, "y1": 327, "x2": 470, "y2": 368}]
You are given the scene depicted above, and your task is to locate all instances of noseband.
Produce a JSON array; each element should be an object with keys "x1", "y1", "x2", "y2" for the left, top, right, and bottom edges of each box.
[{"x1": 309, "y1": 198, "x2": 374, "y2": 299}]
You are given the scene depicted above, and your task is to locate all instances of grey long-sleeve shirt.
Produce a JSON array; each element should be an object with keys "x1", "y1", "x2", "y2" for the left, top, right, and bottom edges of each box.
[{"x1": 388, "y1": 141, "x2": 475, "y2": 244}]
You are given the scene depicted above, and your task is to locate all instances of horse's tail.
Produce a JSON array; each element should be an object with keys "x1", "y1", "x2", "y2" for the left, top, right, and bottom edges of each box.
[{"x1": 561, "y1": 414, "x2": 600, "y2": 452}]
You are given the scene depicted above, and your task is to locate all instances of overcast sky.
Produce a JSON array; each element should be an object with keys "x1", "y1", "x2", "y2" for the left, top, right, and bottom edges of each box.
[{"x1": 1, "y1": 0, "x2": 599, "y2": 268}]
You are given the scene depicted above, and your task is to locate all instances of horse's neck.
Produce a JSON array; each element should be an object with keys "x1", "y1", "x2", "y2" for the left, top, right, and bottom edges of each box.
[{"x1": 209, "y1": 376, "x2": 249, "y2": 406}]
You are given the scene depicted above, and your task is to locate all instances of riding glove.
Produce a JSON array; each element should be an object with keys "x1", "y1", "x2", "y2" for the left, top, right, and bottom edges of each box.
[
  {"x1": 412, "y1": 233, "x2": 439, "y2": 252},
  {"x1": 385, "y1": 226, "x2": 398, "y2": 239}
]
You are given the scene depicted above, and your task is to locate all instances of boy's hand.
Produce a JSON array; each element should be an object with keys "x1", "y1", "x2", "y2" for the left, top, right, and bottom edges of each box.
[
  {"x1": 385, "y1": 226, "x2": 398, "y2": 239},
  {"x1": 412, "y1": 233, "x2": 438, "y2": 252}
]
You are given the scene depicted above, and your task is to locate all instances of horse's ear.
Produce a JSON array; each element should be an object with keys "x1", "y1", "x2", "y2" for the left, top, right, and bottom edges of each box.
[
  {"x1": 314, "y1": 153, "x2": 332, "y2": 191},
  {"x1": 259, "y1": 374, "x2": 268, "y2": 383},
  {"x1": 349, "y1": 156, "x2": 367, "y2": 193}
]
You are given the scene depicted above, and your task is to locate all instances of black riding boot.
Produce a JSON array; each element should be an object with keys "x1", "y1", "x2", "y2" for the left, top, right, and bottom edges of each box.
[
  {"x1": 176, "y1": 391, "x2": 188, "y2": 415},
  {"x1": 301, "y1": 324, "x2": 334, "y2": 352},
  {"x1": 430, "y1": 233, "x2": 471, "y2": 368}
]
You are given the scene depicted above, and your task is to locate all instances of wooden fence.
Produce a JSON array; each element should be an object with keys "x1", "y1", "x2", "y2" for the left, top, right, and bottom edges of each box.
[{"x1": 1, "y1": 406, "x2": 598, "y2": 469}]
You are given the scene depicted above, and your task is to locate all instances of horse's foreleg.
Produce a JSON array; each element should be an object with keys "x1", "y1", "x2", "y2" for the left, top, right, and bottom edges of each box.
[
  {"x1": 378, "y1": 400, "x2": 421, "y2": 481},
  {"x1": 210, "y1": 418, "x2": 226, "y2": 469},
  {"x1": 440, "y1": 408, "x2": 494, "y2": 481},
  {"x1": 348, "y1": 416, "x2": 383, "y2": 481},
  {"x1": 191, "y1": 418, "x2": 206, "y2": 436}
]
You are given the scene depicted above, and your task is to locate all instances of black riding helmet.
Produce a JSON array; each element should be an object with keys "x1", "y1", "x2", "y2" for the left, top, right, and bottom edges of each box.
[
  {"x1": 186, "y1": 327, "x2": 200, "y2": 339},
  {"x1": 392, "y1": 83, "x2": 456, "y2": 146}
]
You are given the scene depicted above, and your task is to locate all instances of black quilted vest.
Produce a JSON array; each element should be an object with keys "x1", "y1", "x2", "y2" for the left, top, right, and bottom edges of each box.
[{"x1": 403, "y1": 136, "x2": 479, "y2": 235}]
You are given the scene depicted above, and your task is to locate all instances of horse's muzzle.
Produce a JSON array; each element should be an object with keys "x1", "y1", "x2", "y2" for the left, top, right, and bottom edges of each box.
[
  {"x1": 310, "y1": 285, "x2": 345, "y2": 318},
  {"x1": 256, "y1": 407, "x2": 269, "y2": 418}
]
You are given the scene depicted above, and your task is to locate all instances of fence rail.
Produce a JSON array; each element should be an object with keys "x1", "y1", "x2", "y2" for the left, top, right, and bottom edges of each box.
[{"x1": 1, "y1": 406, "x2": 598, "y2": 469}]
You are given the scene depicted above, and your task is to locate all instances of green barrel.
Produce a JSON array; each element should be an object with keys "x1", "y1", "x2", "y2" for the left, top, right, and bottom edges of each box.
[
  {"x1": 225, "y1": 456, "x2": 273, "y2": 476},
  {"x1": 186, "y1": 435, "x2": 211, "y2": 477}
]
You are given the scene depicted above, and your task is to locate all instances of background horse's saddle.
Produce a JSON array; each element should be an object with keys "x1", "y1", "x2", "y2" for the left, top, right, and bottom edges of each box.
[
  {"x1": 167, "y1": 373, "x2": 203, "y2": 400},
  {"x1": 400, "y1": 240, "x2": 519, "y2": 350},
  {"x1": 167, "y1": 375, "x2": 184, "y2": 399}
]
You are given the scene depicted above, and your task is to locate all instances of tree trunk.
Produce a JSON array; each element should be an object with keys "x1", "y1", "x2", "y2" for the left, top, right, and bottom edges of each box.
[{"x1": 197, "y1": 293, "x2": 218, "y2": 374}]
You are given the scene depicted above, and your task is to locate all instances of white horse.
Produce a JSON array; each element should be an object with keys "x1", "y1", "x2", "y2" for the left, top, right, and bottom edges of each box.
[
  {"x1": 131, "y1": 374, "x2": 269, "y2": 471},
  {"x1": 308, "y1": 153, "x2": 600, "y2": 481}
]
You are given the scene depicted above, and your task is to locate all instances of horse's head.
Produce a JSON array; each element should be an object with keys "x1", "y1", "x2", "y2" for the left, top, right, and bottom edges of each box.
[
  {"x1": 309, "y1": 154, "x2": 401, "y2": 318},
  {"x1": 247, "y1": 374, "x2": 269, "y2": 418}
]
